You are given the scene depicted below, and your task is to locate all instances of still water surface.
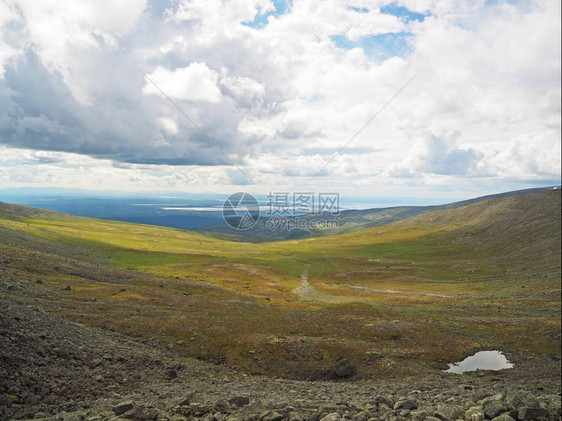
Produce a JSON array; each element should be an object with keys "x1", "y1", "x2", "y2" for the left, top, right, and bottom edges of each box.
[{"x1": 445, "y1": 350, "x2": 514, "y2": 374}]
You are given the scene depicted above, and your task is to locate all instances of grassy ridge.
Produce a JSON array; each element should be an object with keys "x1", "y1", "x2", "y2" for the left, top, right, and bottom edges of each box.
[{"x1": 0, "y1": 190, "x2": 560, "y2": 379}]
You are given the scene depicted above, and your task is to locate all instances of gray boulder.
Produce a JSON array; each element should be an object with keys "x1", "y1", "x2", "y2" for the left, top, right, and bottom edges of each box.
[
  {"x1": 393, "y1": 399, "x2": 417, "y2": 410},
  {"x1": 435, "y1": 403, "x2": 464, "y2": 420},
  {"x1": 228, "y1": 396, "x2": 250, "y2": 408},
  {"x1": 517, "y1": 407, "x2": 549, "y2": 420},
  {"x1": 483, "y1": 400, "x2": 508, "y2": 419},
  {"x1": 334, "y1": 360, "x2": 353, "y2": 377},
  {"x1": 372, "y1": 396, "x2": 394, "y2": 408},
  {"x1": 465, "y1": 406, "x2": 485, "y2": 421}
]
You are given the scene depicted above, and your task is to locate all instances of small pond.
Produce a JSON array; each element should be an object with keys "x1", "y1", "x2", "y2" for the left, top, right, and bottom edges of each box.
[{"x1": 445, "y1": 350, "x2": 514, "y2": 374}]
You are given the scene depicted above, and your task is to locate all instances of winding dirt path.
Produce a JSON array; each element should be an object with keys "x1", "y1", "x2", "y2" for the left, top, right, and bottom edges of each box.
[
  {"x1": 292, "y1": 272, "x2": 357, "y2": 304},
  {"x1": 292, "y1": 273, "x2": 452, "y2": 303}
]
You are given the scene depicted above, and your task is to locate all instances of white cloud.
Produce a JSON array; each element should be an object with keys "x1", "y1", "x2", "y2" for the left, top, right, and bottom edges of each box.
[
  {"x1": 0, "y1": 1, "x2": 22, "y2": 79},
  {"x1": 387, "y1": 131, "x2": 483, "y2": 177},
  {"x1": 165, "y1": 0, "x2": 275, "y2": 26},
  {"x1": 159, "y1": 117, "x2": 178, "y2": 135},
  {"x1": 220, "y1": 71, "x2": 265, "y2": 105},
  {"x1": 13, "y1": 0, "x2": 146, "y2": 102},
  {"x1": 0, "y1": 0, "x2": 559, "y2": 198},
  {"x1": 481, "y1": 131, "x2": 562, "y2": 179},
  {"x1": 142, "y1": 63, "x2": 223, "y2": 103}
]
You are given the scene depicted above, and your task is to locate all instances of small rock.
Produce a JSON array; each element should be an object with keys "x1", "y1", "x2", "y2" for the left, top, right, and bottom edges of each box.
[
  {"x1": 166, "y1": 369, "x2": 178, "y2": 379},
  {"x1": 228, "y1": 396, "x2": 250, "y2": 408},
  {"x1": 89, "y1": 358, "x2": 102, "y2": 368},
  {"x1": 319, "y1": 414, "x2": 340, "y2": 421},
  {"x1": 179, "y1": 392, "x2": 203, "y2": 406},
  {"x1": 480, "y1": 394, "x2": 504, "y2": 406},
  {"x1": 348, "y1": 401, "x2": 364, "y2": 412},
  {"x1": 491, "y1": 415, "x2": 516, "y2": 421},
  {"x1": 260, "y1": 410, "x2": 285, "y2": 421},
  {"x1": 394, "y1": 399, "x2": 417, "y2": 410},
  {"x1": 113, "y1": 400, "x2": 135, "y2": 416},
  {"x1": 377, "y1": 404, "x2": 393, "y2": 415},
  {"x1": 288, "y1": 413, "x2": 305, "y2": 421},
  {"x1": 334, "y1": 360, "x2": 353, "y2": 377},
  {"x1": 308, "y1": 407, "x2": 325, "y2": 421},
  {"x1": 373, "y1": 396, "x2": 394, "y2": 408},
  {"x1": 123, "y1": 405, "x2": 160, "y2": 421},
  {"x1": 410, "y1": 410, "x2": 427, "y2": 421},
  {"x1": 351, "y1": 411, "x2": 371, "y2": 421},
  {"x1": 188, "y1": 403, "x2": 215, "y2": 416},
  {"x1": 548, "y1": 398, "x2": 561, "y2": 415}
]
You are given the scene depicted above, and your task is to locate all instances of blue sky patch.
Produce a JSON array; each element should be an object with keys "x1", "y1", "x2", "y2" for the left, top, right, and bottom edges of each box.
[
  {"x1": 484, "y1": 0, "x2": 521, "y2": 7},
  {"x1": 331, "y1": 32, "x2": 413, "y2": 60},
  {"x1": 380, "y1": 3, "x2": 428, "y2": 23},
  {"x1": 348, "y1": 6, "x2": 369, "y2": 13},
  {"x1": 242, "y1": 0, "x2": 292, "y2": 28}
]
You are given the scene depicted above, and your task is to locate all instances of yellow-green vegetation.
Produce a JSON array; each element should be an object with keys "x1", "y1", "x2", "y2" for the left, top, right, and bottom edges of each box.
[{"x1": 0, "y1": 190, "x2": 560, "y2": 379}]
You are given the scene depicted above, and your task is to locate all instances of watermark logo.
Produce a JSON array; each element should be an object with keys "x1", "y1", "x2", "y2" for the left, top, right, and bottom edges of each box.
[
  {"x1": 265, "y1": 217, "x2": 339, "y2": 231},
  {"x1": 222, "y1": 192, "x2": 340, "y2": 231},
  {"x1": 222, "y1": 192, "x2": 260, "y2": 230},
  {"x1": 265, "y1": 192, "x2": 340, "y2": 216}
]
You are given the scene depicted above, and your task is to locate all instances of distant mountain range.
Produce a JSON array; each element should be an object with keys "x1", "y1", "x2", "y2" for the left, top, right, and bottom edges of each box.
[{"x1": 201, "y1": 186, "x2": 560, "y2": 242}]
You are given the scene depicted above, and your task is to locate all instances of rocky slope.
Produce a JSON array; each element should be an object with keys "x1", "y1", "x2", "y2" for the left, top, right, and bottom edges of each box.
[{"x1": 1, "y1": 297, "x2": 560, "y2": 421}]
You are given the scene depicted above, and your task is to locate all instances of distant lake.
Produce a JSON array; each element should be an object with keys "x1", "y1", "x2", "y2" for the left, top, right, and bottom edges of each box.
[
  {"x1": 0, "y1": 195, "x2": 377, "y2": 230},
  {"x1": 0, "y1": 196, "x2": 227, "y2": 229}
]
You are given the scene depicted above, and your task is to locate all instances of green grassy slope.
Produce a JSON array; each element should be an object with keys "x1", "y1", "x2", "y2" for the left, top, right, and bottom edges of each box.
[{"x1": 0, "y1": 189, "x2": 560, "y2": 379}]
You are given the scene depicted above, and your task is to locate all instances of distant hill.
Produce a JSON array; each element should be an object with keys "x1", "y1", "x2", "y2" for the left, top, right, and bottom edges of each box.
[
  {"x1": 0, "y1": 200, "x2": 66, "y2": 220},
  {"x1": 200, "y1": 186, "x2": 558, "y2": 242}
]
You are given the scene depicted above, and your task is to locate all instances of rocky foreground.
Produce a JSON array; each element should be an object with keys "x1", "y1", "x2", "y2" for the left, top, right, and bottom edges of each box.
[{"x1": 1, "y1": 297, "x2": 560, "y2": 421}]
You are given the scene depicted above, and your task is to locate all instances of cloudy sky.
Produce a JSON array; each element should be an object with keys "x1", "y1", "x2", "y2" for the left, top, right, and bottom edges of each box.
[{"x1": 0, "y1": 0, "x2": 560, "y2": 201}]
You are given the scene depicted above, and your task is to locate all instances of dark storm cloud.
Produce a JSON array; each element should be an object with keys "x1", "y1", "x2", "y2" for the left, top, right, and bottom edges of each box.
[{"x1": 0, "y1": 49, "x2": 239, "y2": 166}]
